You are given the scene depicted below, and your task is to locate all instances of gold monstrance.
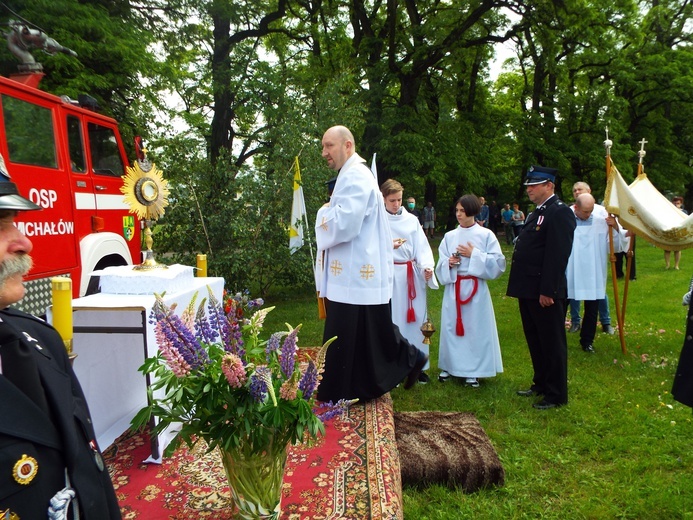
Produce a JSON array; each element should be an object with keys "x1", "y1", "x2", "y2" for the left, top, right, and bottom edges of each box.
[{"x1": 121, "y1": 148, "x2": 170, "y2": 270}]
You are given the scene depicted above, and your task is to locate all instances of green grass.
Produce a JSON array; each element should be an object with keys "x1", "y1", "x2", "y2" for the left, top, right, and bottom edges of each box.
[{"x1": 263, "y1": 237, "x2": 693, "y2": 519}]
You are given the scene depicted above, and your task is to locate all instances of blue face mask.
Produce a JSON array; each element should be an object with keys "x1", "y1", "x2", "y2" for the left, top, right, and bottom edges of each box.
[{"x1": 407, "y1": 202, "x2": 415, "y2": 210}]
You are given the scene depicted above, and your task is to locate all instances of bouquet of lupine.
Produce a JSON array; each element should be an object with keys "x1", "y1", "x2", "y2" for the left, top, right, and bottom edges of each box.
[{"x1": 131, "y1": 286, "x2": 346, "y2": 457}]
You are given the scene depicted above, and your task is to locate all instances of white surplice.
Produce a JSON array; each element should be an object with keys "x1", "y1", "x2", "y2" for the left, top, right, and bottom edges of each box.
[
  {"x1": 567, "y1": 204, "x2": 626, "y2": 301},
  {"x1": 315, "y1": 153, "x2": 393, "y2": 305},
  {"x1": 435, "y1": 224, "x2": 506, "y2": 378},
  {"x1": 387, "y1": 209, "x2": 439, "y2": 366}
]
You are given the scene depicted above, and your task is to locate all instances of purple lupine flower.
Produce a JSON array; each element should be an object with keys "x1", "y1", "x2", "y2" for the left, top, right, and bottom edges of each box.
[
  {"x1": 279, "y1": 327, "x2": 299, "y2": 379},
  {"x1": 265, "y1": 332, "x2": 283, "y2": 363},
  {"x1": 298, "y1": 360, "x2": 319, "y2": 400},
  {"x1": 151, "y1": 296, "x2": 209, "y2": 370},
  {"x1": 316, "y1": 399, "x2": 357, "y2": 422},
  {"x1": 227, "y1": 318, "x2": 245, "y2": 357},
  {"x1": 221, "y1": 353, "x2": 247, "y2": 388},
  {"x1": 195, "y1": 298, "x2": 218, "y2": 344},
  {"x1": 207, "y1": 290, "x2": 231, "y2": 348},
  {"x1": 247, "y1": 297, "x2": 264, "y2": 309},
  {"x1": 154, "y1": 322, "x2": 191, "y2": 377},
  {"x1": 249, "y1": 366, "x2": 270, "y2": 403}
]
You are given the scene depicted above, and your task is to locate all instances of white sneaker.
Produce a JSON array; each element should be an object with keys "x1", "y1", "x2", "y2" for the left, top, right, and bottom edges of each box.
[
  {"x1": 438, "y1": 371, "x2": 450, "y2": 382},
  {"x1": 465, "y1": 378, "x2": 480, "y2": 388}
]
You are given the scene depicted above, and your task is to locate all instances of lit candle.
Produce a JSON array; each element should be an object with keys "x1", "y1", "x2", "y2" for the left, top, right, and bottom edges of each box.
[
  {"x1": 51, "y1": 277, "x2": 73, "y2": 354},
  {"x1": 197, "y1": 254, "x2": 207, "y2": 277}
]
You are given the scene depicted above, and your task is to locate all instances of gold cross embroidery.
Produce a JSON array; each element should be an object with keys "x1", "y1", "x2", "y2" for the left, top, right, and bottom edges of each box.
[
  {"x1": 360, "y1": 264, "x2": 375, "y2": 280},
  {"x1": 330, "y1": 260, "x2": 343, "y2": 276}
]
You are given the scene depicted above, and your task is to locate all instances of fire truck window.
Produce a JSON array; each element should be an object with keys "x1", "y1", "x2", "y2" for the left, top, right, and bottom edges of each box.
[
  {"x1": 88, "y1": 122, "x2": 124, "y2": 176},
  {"x1": 67, "y1": 116, "x2": 86, "y2": 173},
  {"x1": 1, "y1": 94, "x2": 57, "y2": 168}
]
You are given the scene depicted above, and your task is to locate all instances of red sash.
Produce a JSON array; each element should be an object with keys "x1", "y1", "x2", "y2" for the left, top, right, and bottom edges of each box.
[
  {"x1": 455, "y1": 275, "x2": 478, "y2": 336},
  {"x1": 395, "y1": 261, "x2": 417, "y2": 323}
]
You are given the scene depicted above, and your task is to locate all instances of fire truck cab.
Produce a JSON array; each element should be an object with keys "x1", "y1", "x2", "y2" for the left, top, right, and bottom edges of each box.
[{"x1": 0, "y1": 22, "x2": 140, "y2": 315}]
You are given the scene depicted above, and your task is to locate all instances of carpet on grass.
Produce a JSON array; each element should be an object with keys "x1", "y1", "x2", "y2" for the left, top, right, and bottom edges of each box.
[
  {"x1": 104, "y1": 394, "x2": 402, "y2": 519},
  {"x1": 394, "y1": 411, "x2": 505, "y2": 492}
]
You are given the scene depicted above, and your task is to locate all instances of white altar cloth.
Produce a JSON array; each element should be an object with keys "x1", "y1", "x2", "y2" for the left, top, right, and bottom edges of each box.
[
  {"x1": 92, "y1": 263, "x2": 196, "y2": 295},
  {"x1": 62, "y1": 275, "x2": 224, "y2": 461}
]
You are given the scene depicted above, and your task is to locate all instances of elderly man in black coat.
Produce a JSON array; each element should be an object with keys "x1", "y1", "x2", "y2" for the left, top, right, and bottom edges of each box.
[
  {"x1": 0, "y1": 159, "x2": 120, "y2": 519},
  {"x1": 507, "y1": 166, "x2": 576, "y2": 410}
]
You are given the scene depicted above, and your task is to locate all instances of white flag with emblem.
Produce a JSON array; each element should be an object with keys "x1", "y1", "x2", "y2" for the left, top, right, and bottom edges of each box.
[{"x1": 289, "y1": 157, "x2": 307, "y2": 254}]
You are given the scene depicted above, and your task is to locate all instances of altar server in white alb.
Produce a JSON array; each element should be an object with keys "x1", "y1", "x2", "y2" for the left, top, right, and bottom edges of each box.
[
  {"x1": 315, "y1": 126, "x2": 427, "y2": 402},
  {"x1": 380, "y1": 179, "x2": 439, "y2": 384},
  {"x1": 435, "y1": 194, "x2": 505, "y2": 387},
  {"x1": 567, "y1": 192, "x2": 626, "y2": 354}
]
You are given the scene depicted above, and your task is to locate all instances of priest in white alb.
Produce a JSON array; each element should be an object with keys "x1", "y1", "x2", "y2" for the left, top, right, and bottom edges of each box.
[{"x1": 315, "y1": 126, "x2": 428, "y2": 402}]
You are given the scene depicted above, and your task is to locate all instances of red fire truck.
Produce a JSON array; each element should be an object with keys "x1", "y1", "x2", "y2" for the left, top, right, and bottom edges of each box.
[{"x1": 0, "y1": 22, "x2": 141, "y2": 315}]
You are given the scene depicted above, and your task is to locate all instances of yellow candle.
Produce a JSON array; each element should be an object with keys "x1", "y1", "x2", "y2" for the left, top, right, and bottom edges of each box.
[
  {"x1": 51, "y1": 277, "x2": 73, "y2": 354},
  {"x1": 197, "y1": 254, "x2": 207, "y2": 277}
]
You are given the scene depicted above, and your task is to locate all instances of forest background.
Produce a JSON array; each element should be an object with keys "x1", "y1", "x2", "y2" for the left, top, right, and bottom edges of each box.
[{"x1": 1, "y1": 0, "x2": 692, "y2": 294}]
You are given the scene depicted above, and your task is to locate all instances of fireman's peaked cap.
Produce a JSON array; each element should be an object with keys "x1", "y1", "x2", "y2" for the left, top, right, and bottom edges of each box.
[{"x1": 0, "y1": 153, "x2": 40, "y2": 211}]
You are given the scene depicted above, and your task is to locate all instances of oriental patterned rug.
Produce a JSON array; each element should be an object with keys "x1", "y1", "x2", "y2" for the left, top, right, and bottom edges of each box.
[{"x1": 104, "y1": 394, "x2": 402, "y2": 519}]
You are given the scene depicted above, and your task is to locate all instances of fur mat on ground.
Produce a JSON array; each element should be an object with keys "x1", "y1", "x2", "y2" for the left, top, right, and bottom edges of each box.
[{"x1": 394, "y1": 411, "x2": 505, "y2": 492}]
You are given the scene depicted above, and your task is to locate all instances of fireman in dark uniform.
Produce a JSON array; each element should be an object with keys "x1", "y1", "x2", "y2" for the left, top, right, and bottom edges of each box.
[
  {"x1": 506, "y1": 166, "x2": 576, "y2": 410},
  {"x1": 0, "y1": 155, "x2": 121, "y2": 519}
]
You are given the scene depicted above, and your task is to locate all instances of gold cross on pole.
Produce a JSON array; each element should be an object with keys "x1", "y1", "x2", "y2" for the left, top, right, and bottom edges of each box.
[{"x1": 638, "y1": 138, "x2": 648, "y2": 164}]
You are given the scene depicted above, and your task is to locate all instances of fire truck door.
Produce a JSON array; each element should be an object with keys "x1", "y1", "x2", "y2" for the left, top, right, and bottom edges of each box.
[
  {"x1": 85, "y1": 121, "x2": 134, "y2": 243},
  {"x1": 1, "y1": 92, "x2": 80, "y2": 275}
]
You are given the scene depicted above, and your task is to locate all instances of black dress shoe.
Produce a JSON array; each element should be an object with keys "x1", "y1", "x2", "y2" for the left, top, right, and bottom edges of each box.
[
  {"x1": 582, "y1": 344, "x2": 595, "y2": 353},
  {"x1": 533, "y1": 400, "x2": 561, "y2": 410},
  {"x1": 568, "y1": 323, "x2": 581, "y2": 333},
  {"x1": 516, "y1": 388, "x2": 541, "y2": 397},
  {"x1": 404, "y1": 349, "x2": 429, "y2": 389}
]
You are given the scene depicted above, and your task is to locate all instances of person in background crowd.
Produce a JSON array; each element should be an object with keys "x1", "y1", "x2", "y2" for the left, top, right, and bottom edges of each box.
[
  {"x1": 501, "y1": 203, "x2": 514, "y2": 245},
  {"x1": 0, "y1": 153, "x2": 121, "y2": 519},
  {"x1": 475, "y1": 196, "x2": 489, "y2": 228},
  {"x1": 405, "y1": 196, "x2": 423, "y2": 225},
  {"x1": 566, "y1": 193, "x2": 625, "y2": 354},
  {"x1": 423, "y1": 201, "x2": 437, "y2": 239},
  {"x1": 489, "y1": 200, "x2": 500, "y2": 236},
  {"x1": 507, "y1": 165, "x2": 576, "y2": 410},
  {"x1": 664, "y1": 196, "x2": 687, "y2": 270},
  {"x1": 381, "y1": 179, "x2": 439, "y2": 383},
  {"x1": 435, "y1": 194, "x2": 505, "y2": 388},
  {"x1": 315, "y1": 126, "x2": 427, "y2": 402},
  {"x1": 510, "y1": 202, "x2": 525, "y2": 240},
  {"x1": 568, "y1": 181, "x2": 615, "y2": 335}
]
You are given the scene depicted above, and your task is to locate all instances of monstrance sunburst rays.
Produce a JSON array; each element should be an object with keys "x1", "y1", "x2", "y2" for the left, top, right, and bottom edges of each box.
[
  {"x1": 121, "y1": 161, "x2": 169, "y2": 220},
  {"x1": 121, "y1": 158, "x2": 170, "y2": 269}
]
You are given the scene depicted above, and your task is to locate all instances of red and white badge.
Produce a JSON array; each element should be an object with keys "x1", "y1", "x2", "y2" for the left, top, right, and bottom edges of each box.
[{"x1": 13, "y1": 454, "x2": 38, "y2": 485}]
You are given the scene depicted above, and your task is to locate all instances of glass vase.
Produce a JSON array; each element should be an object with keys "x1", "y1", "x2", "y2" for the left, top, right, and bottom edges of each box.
[{"x1": 218, "y1": 433, "x2": 288, "y2": 519}]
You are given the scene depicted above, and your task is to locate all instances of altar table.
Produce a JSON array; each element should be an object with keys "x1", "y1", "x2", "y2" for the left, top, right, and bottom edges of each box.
[{"x1": 63, "y1": 276, "x2": 224, "y2": 460}]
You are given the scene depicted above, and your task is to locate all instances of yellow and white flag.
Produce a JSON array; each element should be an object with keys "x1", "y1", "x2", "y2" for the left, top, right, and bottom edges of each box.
[{"x1": 289, "y1": 156, "x2": 307, "y2": 254}]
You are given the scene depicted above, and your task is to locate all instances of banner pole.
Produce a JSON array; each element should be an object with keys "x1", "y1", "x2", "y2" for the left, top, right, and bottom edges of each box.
[{"x1": 604, "y1": 129, "x2": 627, "y2": 354}]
